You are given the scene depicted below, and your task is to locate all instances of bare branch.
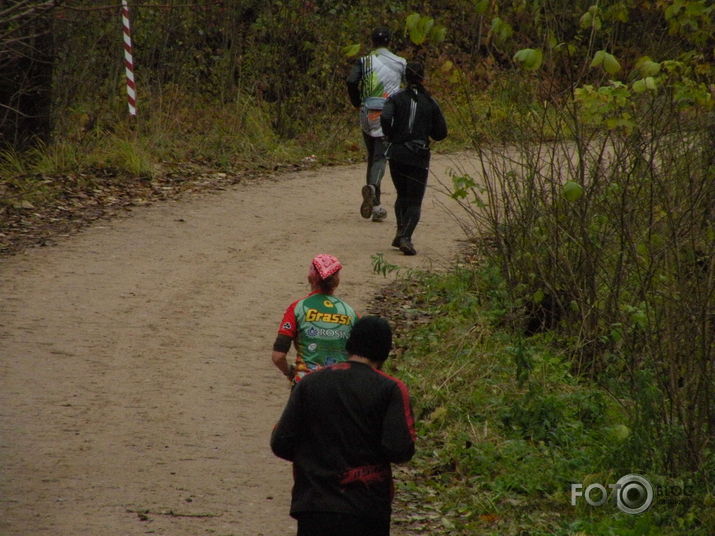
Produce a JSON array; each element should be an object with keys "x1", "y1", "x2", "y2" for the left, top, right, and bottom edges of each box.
[
  {"x1": 0, "y1": 1, "x2": 57, "y2": 25},
  {"x1": 0, "y1": 102, "x2": 31, "y2": 118},
  {"x1": 0, "y1": 0, "x2": 38, "y2": 20},
  {"x1": 59, "y1": 0, "x2": 222, "y2": 12},
  {"x1": 0, "y1": 1, "x2": 57, "y2": 43}
]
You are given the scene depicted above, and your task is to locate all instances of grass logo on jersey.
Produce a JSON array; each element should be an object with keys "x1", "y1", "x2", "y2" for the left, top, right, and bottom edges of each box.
[{"x1": 305, "y1": 308, "x2": 352, "y2": 325}]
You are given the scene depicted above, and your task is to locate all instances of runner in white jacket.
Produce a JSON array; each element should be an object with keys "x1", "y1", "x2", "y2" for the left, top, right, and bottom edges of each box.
[{"x1": 346, "y1": 27, "x2": 406, "y2": 222}]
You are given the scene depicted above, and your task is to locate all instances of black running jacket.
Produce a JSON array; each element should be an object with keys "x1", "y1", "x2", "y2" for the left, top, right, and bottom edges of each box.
[{"x1": 271, "y1": 360, "x2": 416, "y2": 520}]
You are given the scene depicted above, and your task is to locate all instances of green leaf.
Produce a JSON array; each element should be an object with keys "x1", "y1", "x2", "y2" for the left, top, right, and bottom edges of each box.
[
  {"x1": 405, "y1": 12, "x2": 421, "y2": 31},
  {"x1": 580, "y1": 5, "x2": 602, "y2": 29},
  {"x1": 342, "y1": 43, "x2": 361, "y2": 57},
  {"x1": 591, "y1": 50, "x2": 621, "y2": 74},
  {"x1": 418, "y1": 16, "x2": 435, "y2": 36},
  {"x1": 603, "y1": 52, "x2": 621, "y2": 74},
  {"x1": 473, "y1": 0, "x2": 489, "y2": 14},
  {"x1": 605, "y1": 3, "x2": 629, "y2": 23},
  {"x1": 491, "y1": 17, "x2": 513, "y2": 42},
  {"x1": 590, "y1": 50, "x2": 606, "y2": 68},
  {"x1": 579, "y1": 11, "x2": 593, "y2": 29},
  {"x1": 405, "y1": 14, "x2": 435, "y2": 45},
  {"x1": 410, "y1": 31, "x2": 426, "y2": 45},
  {"x1": 563, "y1": 181, "x2": 584, "y2": 201},
  {"x1": 513, "y1": 48, "x2": 543, "y2": 71},
  {"x1": 633, "y1": 79, "x2": 646, "y2": 93},
  {"x1": 429, "y1": 25, "x2": 447, "y2": 43},
  {"x1": 546, "y1": 33, "x2": 558, "y2": 49}
]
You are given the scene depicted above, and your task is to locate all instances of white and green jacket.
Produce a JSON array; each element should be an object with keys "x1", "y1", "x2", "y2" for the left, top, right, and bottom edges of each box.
[{"x1": 347, "y1": 48, "x2": 406, "y2": 137}]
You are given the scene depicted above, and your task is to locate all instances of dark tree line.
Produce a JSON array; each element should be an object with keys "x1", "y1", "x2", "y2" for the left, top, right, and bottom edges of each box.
[{"x1": 1, "y1": 0, "x2": 56, "y2": 148}]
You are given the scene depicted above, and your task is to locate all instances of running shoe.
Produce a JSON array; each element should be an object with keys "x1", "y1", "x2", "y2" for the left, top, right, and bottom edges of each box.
[
  {"x1": 371, "y1": 205, "x2": 387, "y2": 222},
  {"x1": 360, "y1": 185, "x2": 375, "y2": 219},
  {"x1": 399, "y1": 237, "x2": 417, "y2": 256}
]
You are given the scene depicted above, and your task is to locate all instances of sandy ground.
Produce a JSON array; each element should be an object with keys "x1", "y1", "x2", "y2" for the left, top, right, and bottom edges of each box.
[{"x1": 0, "y1": 153, "x2": 472, "y2": 536}]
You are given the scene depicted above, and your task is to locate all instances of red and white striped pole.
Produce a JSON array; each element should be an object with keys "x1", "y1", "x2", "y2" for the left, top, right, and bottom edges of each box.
[{"x1": 121, "y1": 0, "x2": 137, "y2": 117}]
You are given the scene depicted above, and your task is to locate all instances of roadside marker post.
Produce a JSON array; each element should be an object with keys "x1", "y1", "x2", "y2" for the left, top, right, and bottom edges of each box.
[{"x1": 121, "y1": 0, "x2": 137, "y2": 117}]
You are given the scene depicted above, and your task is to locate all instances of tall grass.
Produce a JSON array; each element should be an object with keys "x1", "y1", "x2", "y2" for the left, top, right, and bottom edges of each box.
[{"x1": 0, "y1": 89, "x2": 365, "y2": 212}]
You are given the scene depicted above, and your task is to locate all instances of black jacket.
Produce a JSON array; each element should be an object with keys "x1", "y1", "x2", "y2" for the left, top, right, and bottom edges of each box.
[
  {"x1": 381, "y1": 85, "x2": 448, "y2": 168},
  {"x1": 271, "y1": 361, "x2": 416, "y2": 519}
]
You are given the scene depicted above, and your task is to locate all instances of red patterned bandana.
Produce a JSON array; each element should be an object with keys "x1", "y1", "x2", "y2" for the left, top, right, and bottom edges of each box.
[{"x1": 309, "y1": 254, "x2": 342, "y2": 280}]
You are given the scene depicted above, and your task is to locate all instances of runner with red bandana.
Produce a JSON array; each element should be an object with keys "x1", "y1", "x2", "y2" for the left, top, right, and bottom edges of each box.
[{"x1": 271, "y1": 254, "x2": 358, "y2": 383}]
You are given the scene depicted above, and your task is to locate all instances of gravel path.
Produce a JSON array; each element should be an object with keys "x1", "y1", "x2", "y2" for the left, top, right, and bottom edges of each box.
[{"x1": 0, "y1": 154, "x2": 470, "y2": 536}]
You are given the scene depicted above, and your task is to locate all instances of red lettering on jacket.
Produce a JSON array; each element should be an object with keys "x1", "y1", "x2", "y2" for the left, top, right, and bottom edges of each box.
[{"x1": 339, "y1": 464, "x2": 390, "y2": 487}]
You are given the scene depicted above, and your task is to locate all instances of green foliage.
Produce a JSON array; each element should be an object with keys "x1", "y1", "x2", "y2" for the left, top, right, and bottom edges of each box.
[
  {"x1": 383, "y1": 262, "x2": 712, "y2": 535},
  {"x1": 100, "y1": 137, "x2": 154, "y2": 178},
  {"x1": 490, "y1": 17, "x2": 514, "y2": 44},
  {"x1": 458, "y1": 71, "x2": 712, "y2": 517},
  {"x1": 371, "y1": 253, "x2": 401, "y2": 277},
  {"x1": 591, "y1": 50, "x2": 622, "y2": 75},
  {"x1": 342, "y1": 43, "x2": 361, "y2": 58},
  {"x1": 635, "y1": 57, "x2": 662, "y2": 77},
  {"x1": 27, "y1": 141, "x2": 82, "y2": 176},
  {"x1": 0, "y1": 148, "x2": 28, "y2": 176},
  {"x1": 405, "y1": 13, "x2": 447, "y2": 46},
  {"x1": 562, "y1": 180, "x2": 584, "y2": 202},
  {"x1": 574, "y1": 82, "x2": 635, "y2": 131},
  {"x1": 513, "y1": 48, "x2": 543, "y2": 71},
  {"x1": 663, "y1": 0, "x2": 714, "y2": 47},
  {"x1": 632, "y1": 77, "x2": 658, "y2": 94},
  {"x1": 580, "y1": 5, "x2": 603, "y2": 31}
]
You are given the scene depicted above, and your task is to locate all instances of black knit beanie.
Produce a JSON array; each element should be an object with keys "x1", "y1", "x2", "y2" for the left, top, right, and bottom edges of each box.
[
  {"x1": 371, "y1": 26, "x2": 391, "y2": 46},
  {"x1": 406, "y1": 61, "x2": 424, "y2": 84},
  {"x1": 346, "y1": 316, "x2": 392, "y2": 362}
]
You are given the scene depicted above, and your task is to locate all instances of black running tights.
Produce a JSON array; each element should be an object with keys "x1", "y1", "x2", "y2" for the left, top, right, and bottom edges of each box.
[
  {"x1": 296, "y1": 512, "x2": 390, "y2": 536},
  {"x1": 389, "y1": 160, "x2": 428, "y2": 240}
]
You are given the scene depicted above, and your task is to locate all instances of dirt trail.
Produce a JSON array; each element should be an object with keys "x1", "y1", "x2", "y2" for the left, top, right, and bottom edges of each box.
[{"x1": 0, "y1": 153, "x2": 470, "y2": 536}]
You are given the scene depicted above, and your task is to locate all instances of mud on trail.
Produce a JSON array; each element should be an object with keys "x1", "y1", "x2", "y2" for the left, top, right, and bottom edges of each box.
[{"x1": 0, "y1": 154, "x2": 469, "y2": 536}]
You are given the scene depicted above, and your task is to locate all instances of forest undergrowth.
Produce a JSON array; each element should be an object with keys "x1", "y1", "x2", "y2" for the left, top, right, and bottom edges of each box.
[{"x1": 370, "y1": 255, "x2": 713, "y2": 536}]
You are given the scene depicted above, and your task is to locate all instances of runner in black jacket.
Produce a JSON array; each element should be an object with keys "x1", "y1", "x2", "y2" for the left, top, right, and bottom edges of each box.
[
  {"x1": 271, "y1": 316, "x2": 415, "y2": 536},
  {"x1": 381, "y1": 62, "x2": 448, "y2": 255}
]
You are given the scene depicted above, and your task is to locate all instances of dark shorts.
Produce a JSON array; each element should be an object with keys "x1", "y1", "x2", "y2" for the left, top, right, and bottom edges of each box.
[{"x1": 296, "y1": 511, "x2": 390, "y2": 536}]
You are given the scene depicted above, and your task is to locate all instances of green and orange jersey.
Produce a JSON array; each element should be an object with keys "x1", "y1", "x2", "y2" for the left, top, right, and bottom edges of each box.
[{"x1": 277, "y1": 291, "x2": 358, "y2": 381}]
